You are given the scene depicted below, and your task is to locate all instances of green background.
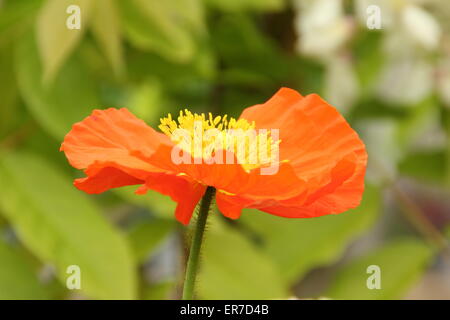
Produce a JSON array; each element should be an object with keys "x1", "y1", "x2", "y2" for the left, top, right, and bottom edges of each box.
[{"x1": 0, "y1": 0, "x2": 449, "y2": 300}]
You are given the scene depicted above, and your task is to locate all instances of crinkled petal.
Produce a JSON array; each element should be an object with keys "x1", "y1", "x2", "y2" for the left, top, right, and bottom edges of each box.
[
  {"x1": 239, "y1": 87, "x2": 367, "y2": 217},
  {"x1": 74, "y1": 166, "x2": 144, "y2": 194},
  {"x1": 60, "y1": 108, "x2": 171, "y2": 172},
  {"x1": 134, "y1": 145, "x2": 306, "y2": 200},
  {"x1": 136, "y1": 173, "x2": 206, "y2": 225},
  {"x1": 215, "y1": 192, "x2": 250, "y2": 220}
]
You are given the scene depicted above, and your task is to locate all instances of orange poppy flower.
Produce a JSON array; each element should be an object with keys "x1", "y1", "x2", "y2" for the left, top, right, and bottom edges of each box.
[{"x1": 61, "y1": 88, "x2": 367, "y2": 225}]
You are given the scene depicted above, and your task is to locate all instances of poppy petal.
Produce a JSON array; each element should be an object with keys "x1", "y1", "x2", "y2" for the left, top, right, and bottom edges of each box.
[
  {"x1": 74, "y1": 166, "x2": 144, "y2": 194},
  {"x1": 136, "y1": 173, "x2": 206, "y2": 225},
  {"x1": 215, "y1": 192, "x2": 249, "y2": 219},
  {"x1": 240, "y1": 88, "x2": 365, "y2": 183},
  {"x1": 60, "y1": 108, "x2": 170, "y2": 172},
  {"x1": 239, "y1": 87, "x2": 367, "y2": 217}
]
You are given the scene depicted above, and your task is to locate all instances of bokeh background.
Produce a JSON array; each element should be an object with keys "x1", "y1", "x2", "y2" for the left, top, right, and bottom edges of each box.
[{"x1": 1, "y1": 0, "x2": 450, "y2": 300}]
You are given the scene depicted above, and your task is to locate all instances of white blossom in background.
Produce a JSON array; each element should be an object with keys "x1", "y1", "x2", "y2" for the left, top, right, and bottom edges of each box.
[
  {"x1": 293, "y1": 0, "x2": 445, "y2": 110},
  {"x1": 401, "y1": 4, "x2": 442, "y2": 50},
  {"x1": 410, "y1": 119, "x2": 447, "y2": 152},
  {"x1": 376, "y1": 54, "x2": 434, "y2": 105},
  {"x1": 354, "y1": 0, "x2": 442, "y2": 107},
  {"x1": 324, "y1": 54, "x2": 359, "y2": 114},
  {"x1": 437, "y1": 56, "x2": 450, "y2": 108},
  {"x1": 293, "y1": 0, "x2": 353, "y2": 58},
  {"x1": 357, "y1": 119, "x2": 400, "y2": 184},
  {"x1": 382, "y1": 26, "x2": 418, "y2": 57},
  {"x1": 376, "y1": 23, "x2": 435, "y2": 106}
]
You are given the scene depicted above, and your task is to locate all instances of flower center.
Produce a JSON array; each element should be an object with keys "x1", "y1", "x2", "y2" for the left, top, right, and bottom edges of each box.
[{"x1": 159, "y1": 109, "x2": 280, "y2": 171}]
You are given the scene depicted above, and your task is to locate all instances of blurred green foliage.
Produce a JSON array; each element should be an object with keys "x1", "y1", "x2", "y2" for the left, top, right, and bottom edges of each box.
[
  {"x1": 326, "y1": 238, "x2": 434, "y2": 299},
  {"x1": 0, "y1": 0, "x2": 449, "y2": 300}
]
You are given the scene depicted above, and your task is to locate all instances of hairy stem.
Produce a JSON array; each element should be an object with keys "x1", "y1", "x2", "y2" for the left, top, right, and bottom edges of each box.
[{"x1": 182, "y1": 186, "x2": 215, "y2": 300}]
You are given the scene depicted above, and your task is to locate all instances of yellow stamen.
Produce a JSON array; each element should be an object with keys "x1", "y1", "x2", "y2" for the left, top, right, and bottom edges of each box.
[
  {"x1": 159, "y1": 110, "x2": 281, "y2": 171},
  {"x1": 218, "y1": 189, "x2": 236, "y2": 196}
]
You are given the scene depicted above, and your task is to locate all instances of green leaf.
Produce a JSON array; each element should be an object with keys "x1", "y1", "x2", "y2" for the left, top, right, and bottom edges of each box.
[
  {"x1": 205, "y1": 0, "x2": 284, "y2": 12},
  {"x1": 128, "y1": 218, "x2": 175, "y2": 263},
  {"x1": 0, "y1": 151, "x2": 137, "y2": 300},
  {"x1": 399, "y1": 151, "x2": 446, "y2": 185},
  {"x1": 240, "y1": 184, "x2": 380, "y2": 284},
  {"x1": 160, "y1": 0, "x2": 206, "y2": 34},
  {"x1": 90, "y1": 0, "x2": 124, "y2": 76},
  {"x1": 0, "y1": 216, "x2": 6, "y2": 228},
  {"x1": 15, "y1": 32, "x2": 99, "y2": 140},
  {"x1": 118, "y1": 0, "x2": 200, "y2": 62},
  {"x1": 198, "y1": 217, "x2": 287, "y2": 299},
  {"x1": 142, "y1": 281, "x2": 176, "y2": 300},
  {"x1": 114, "y1": 186, "x2": 176, "y2": 220},
  {"x1": 0, "y1": 239, "x2": 50, "y2": 300},
  {"x1": 127, "y1": 78, "x2": 165, "y2": 125},
  {"x1": 36, "y1": 0, "x2": 94, "y2": 83},
  {"x1": 396, "y1": 96, "x2": 441, "y2": 153},
  {"x1": 0, "y1": 44, "x2": 21, "y2": 138},
  {"x1": 353, "y1": 30, "x2": 384, "y2": 94},
  {"x1": 326, "y1": 238, "x2": 434, "y2": 299},
  {"x1": 0, "y1": 0, "x2": 43, "y2": 48},
  {"x1": 211, "y1": 15, "x2": 286, "y2": 84}
]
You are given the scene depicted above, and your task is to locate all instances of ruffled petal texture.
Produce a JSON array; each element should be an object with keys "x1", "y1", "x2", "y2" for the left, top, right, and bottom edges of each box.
[
  {"x1": 233, "y1": 87, "x2": 367, "y2": 218},
  {"x1": 60, "y1": 108, "x2": 205, "y2": 224},
  {"x1": 61, "y1": 88, "x2": 367, "y2": 224}
]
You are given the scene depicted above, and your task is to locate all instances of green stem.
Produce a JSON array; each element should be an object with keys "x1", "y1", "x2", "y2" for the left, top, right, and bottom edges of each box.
[{"x1": 182, "y1": 186, "x2": 215, "y2": 300}]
